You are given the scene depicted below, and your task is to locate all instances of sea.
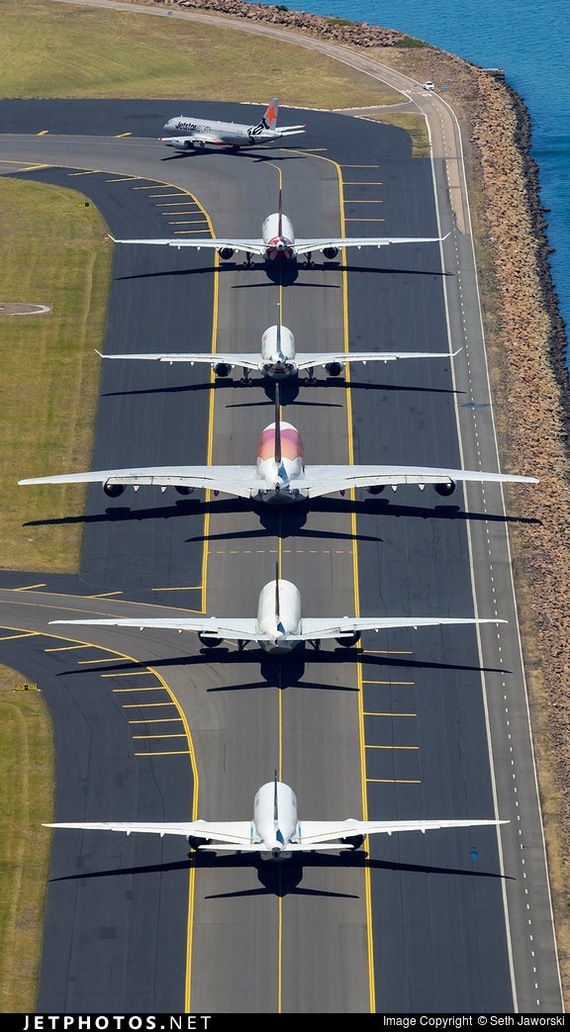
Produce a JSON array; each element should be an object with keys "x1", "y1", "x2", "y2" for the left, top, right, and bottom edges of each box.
[{"x1": 254, "y1": 0, "x2": 570, "y2": 363}]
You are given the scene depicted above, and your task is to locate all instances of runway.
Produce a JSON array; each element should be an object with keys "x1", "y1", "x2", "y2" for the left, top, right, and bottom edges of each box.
[{"x1": 0, "y1": 100, "x2": 561, "y2": 1012}]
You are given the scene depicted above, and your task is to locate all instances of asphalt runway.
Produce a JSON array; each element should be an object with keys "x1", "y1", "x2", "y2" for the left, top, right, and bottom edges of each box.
[{"x1": 0, "y1": 100, "x2": 562, "y2": 1013}]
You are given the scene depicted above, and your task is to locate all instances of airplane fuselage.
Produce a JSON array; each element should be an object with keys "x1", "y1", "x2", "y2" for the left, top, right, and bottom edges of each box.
[
  {"x1": 254, "y1": 781, "x2": 299, "y2": 856},
  {"x1": 260, "y1": 324, "x2": 297, "y2": 378},
  {"x1": 256, "y1": 579, "x2": 303, "y2": 653},
  {"x1": 162, "y1": 118, "x2": 285, "y2": 150},
  {"x1": 261, "y1": 212, "x2": 296, "y2": 261},
  {"x1": 255, "y1": 420, "x2": 305, "y2": 502}
]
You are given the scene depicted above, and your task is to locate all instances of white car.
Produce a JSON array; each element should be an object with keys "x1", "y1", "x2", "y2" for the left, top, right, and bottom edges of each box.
[{"x1": 422, "y1": 81, "x2": 435, "y2": 91}]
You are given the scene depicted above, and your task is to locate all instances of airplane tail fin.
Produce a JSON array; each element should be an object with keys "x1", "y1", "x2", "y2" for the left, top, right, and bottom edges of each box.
[
  {"x1": 274, "y1": 382, "x2": 282, "y2": 465},
  {"x1": 259, "y1": 98, "x2": 279, "y2": 131}
]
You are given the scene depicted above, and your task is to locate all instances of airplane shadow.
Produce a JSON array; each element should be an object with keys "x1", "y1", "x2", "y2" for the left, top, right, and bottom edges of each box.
[
  {"x1": 49, "y1": 847, "x2": 512, "y2": 898},
  {"x1": 59, "y1": 646, "x2": 507, "y2": 687},
  {"x1": 23, "y1": 493, "x2": 540, "y2": 532}
]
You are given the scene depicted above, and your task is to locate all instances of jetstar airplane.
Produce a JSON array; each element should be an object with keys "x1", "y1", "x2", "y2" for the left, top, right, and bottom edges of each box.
[
  {"x1": 106, "y1": 189, "x2": 448, "y2": 266},
  {"x1": 44, "y1": 773, "x2": 508, "y2": 860},
  {"x1": 49, "y1": 566, "x2": 506, "y2": 654},
  {"x1": 160, "y1": 97, "x2": 306, "y2": 152},
  {"x1": 19, "y1": 388, "x2": 538, "y2": 504},
  {"x1": 96, "y1": 315, "x2": 460, "y2": 384}
]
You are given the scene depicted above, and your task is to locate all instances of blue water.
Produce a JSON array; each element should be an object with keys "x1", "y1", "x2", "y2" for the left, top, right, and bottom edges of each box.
[{"x1": 255, "y1": 0, "x2": 570, "y2": 360}]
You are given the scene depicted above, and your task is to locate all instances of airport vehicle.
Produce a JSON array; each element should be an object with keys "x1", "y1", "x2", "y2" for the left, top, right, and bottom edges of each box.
[
  {"x1": 96, "y1": 316, "x2": 460, "y2": 384},
  {"x1": 19, "y1": 391, "x2": 538, "y2": 504},
  {"x1": 44, "y1": 774, "x2": 507, "y2": 860},
  {"x1": 49, "y1": 568, "x2": 506, "y2": 655},
  {"x1": 106, "y1": 190, "x2": 448, "y2": 265},
  {"x1": 160, "y1": 97, "x2": 306, "y2": 152}
]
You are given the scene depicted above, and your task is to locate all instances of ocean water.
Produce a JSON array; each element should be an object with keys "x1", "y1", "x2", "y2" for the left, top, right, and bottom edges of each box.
[{"x1": 255, "y1": 0, "x2": 570, "y2": 361}]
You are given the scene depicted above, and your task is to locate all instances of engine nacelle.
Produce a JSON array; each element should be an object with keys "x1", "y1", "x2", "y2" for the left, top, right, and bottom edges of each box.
[
  {"x1": 435, "y1": 480, "x2": 456, "y2": 497},
  {"x1": 103, "y1": 482, "x2": 125, "y2": 498},
  {"x1": 218, "y1": 247, "x2": 235, "y2": 261},
  {"x1": 336, "y1": 631, "x2": 361, "y2": 648},
  {"x1": 341, "y1": 833, "x2": 364, "y2": 850},
  {"x1": 367, "y1": 484, "x2": 385, "y2": 495},
  {"x1": 175, "y1": 485, "x2": 195, "y2": 496},
  {"x1": 198, "y1": 631, "x2": 223, "y2": 648},
  {"x1": 213, "y1": 362, "x2": 233, "y2": 378},
  {"x1": 322, "y1": 246, "x2": 339, "y2": 260},
  {"x1": 188, "y1": 835, "x2": 211, "y2": 851},
  {"x1": 325, "y1": 361, "x2": 343, "y2": 377},
  {"x1": 169, "y1": 138, "x2": 192, "y2": 151}
]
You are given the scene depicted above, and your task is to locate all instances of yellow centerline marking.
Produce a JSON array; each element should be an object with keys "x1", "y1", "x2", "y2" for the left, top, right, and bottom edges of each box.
[
  {"x1": 361, "y1": 679, "x2": 415, "y2": 685},
  {"x1": 114, "y1": 134, "x2": 133, "y2": 140},
  {"x1": 0, "y1": 631, "x2": 39, "y2": 641},
  {"x1": 86, "y1": 591, "x2": 124, "y2": 598},
  {"x1": 13, "y1": 583, "x2": 46, "y2": 591},
  {"x1": 368, "y1": 779, "x2": 422, "y2": 784},
  {"x1": 44, "y1": 643, "x2": 92, "y2": 652},
  {"x1": 122, "y1": 702, "x2": 177, "y2": 709},
  {"x1": 101, "y1": 670, "x2": 150, "y2": 678},
  {"x1": 37, "y1": 130, "x2": 49, "y2": 137},
  {"x1": 364, "y1": 712, "x2": 417, "y2": 718},
  {"x1": 128, "y1": 718, "x2": 183, "y2": 725},
  {"x1": 78, "y1": 657, "x2": 127, "y2": 665},
  {"x1": 113, "y1": 686, "x2": 167, "y2": 693},
  {"x1": 135, "y1": 750, "x2": 190, "y2": 757}
]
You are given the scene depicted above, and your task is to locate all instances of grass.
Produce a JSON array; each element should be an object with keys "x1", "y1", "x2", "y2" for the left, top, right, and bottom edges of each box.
[
  {"x1": 0, "y1": 669, "x2": 54, "y2": 1012},
  {"x1": 0, "y1": 178, "x2": 112, "y2": 573},
  {"x1": 362, "y1": 112, "x2": 429, "y2": 157},
  {"x1": 0, "y1": 0, "x2": 401, "y2": 108}
]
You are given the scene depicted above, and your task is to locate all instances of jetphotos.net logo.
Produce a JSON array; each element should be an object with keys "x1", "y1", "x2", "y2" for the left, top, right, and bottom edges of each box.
[{"x1": 21, "y1": 1018, "x2": 213, "y2": 1031}]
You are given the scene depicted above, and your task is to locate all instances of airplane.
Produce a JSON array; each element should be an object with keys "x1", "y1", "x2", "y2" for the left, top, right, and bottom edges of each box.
[
  {"x1": 43, "y1": 773, "x2": 508, "y2": 860},
  {"x1": 105, "y1": 188, "x2": 449, "y2": 266},
  {"x1": 49, "y1": 566, "x2": 507, "y2": 654},
  {"x1": 95, "y1": 313, "x2": 461, "y2": 384},
  {"x1": 159, "y1": 97, "x2": 306, "y2": 152},
  {"x1": 19, "y1": 387, "x2": 538, "y2": 504}
]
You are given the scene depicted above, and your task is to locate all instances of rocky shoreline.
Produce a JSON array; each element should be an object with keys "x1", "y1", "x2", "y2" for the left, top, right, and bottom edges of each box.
[{"x1": 149, "y1": 0, "x2": 570, "y2": 992}]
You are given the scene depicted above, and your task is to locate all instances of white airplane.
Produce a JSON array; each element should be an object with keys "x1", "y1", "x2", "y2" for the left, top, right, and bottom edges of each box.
[
  {"x1": 96, "y1": 315, "x2": 460, "y2": 384},
  {"x1": 106, "y1": 189, "x2": 448, "y2": 266},
  {"x1": 19, "y1": 389, "x2": 538, "y2": 503},
  {"x1": 160, "y1": 98, "x2": 306, "y2": 152},
  {"x1": 44, "y1": 774, "x2": 508, "y2": 860},
  {"x1": 49, "y1": 568, "x2": 506, "y2": 654}
]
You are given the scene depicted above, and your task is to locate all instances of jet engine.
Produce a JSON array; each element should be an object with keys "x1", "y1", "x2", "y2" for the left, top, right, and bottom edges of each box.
[
  {"x1": 367, "y1": 484, "x2": 385, "y2": 495},
  {"x1": 198, "y1": 631, "x2": 223, "y2": 648},
  {"x1": 218, "y1": 247, "x2": 235, "y2": 260},
  {"x1": 187, "y1": 835, "x2": 211, "y2": 851},
  {"x1": 322, "y1": 246, "x2": 339, "y2": 260},
  {"x1": 175, "y1": 485, "x2": 195, "y2": 495},
  {"x1": 340, "y1": 834, "x2": 364, "y2": 850},
  {"x1": 166, "y1": 138, "x2": 193, "y2": 152},
  {"x1": 335, "y1": 630, "x2": 361, "y2": 648},
  {"x1": 435, "y1": 480, "x2": 456, "y2": 497},
  {"x1": 213, "y1": 362, "x2": 233, "y2": 378},
  {"x1": 103, "y1": 482, "x2": 125, "y2": 498},
  {"x1": 325, "y1": 361, "x2": 344, "y2": 377}
]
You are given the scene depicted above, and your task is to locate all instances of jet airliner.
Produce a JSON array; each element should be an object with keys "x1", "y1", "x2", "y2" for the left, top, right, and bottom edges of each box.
[
  {"x1": 44, "y1": 774, "x2": 508, "y2": 860},
  {"x1": 50, "y1": 568, "x2": 506, "y2": 654},
  {"x1": 97, "y1": 316, "x2": 459, "y2": 384},
  {"x1": 160, "y1": 98, "x2": 306, "y2": 152},
  {"x1": 106, "y1": 189, "x2": 448, "y2": 266},
  {"x1": 19, "y1": 390, "x2": 538, "y2": 504}
]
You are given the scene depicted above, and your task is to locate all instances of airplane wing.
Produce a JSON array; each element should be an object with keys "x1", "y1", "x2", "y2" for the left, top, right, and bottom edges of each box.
[
  {"x1": 294, "y1": 615, "x2": 506, "y2": 641},
  {"x1": 293, "y1": 233, "x2": 449, "y2": 256},
  {"x1": 294, "y1": 817, "x2": 508, "y2": 846},
  {"x1": 294, "y1": 349, "x2": 458, "y2": 371},
  {"x1": 43, "y1": 819, "x2": 261, "y2": 847},
  {"x1": 49, "y1": 615, "x2": 271, "y2": 642},
  {"x1": 299, "y1": 464, "x2": 538, "y2": 499},
  {"x1": 96, "y1": 350, "x2": 262, "y2": 371},
  {"x1": 107, "y1": 234, "x2": 267, "y2": 256},
  {"x1": 18, "y1": 466, "x2": 262, "y2": 500}
]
